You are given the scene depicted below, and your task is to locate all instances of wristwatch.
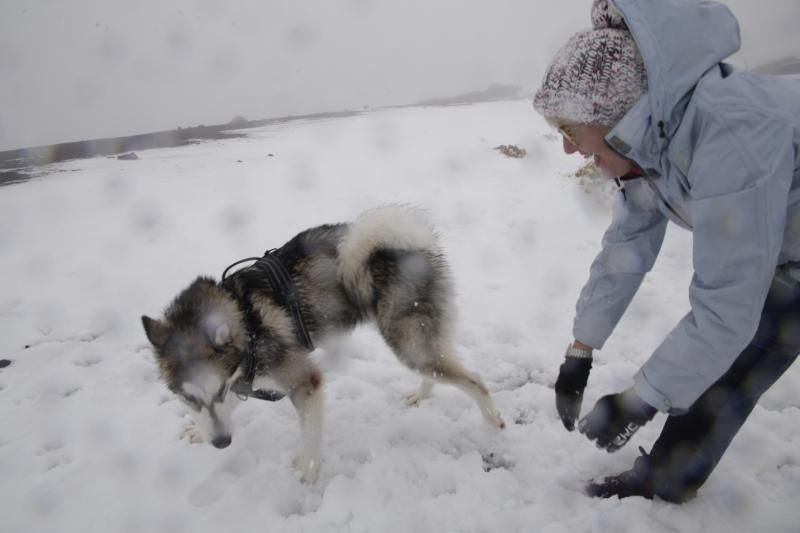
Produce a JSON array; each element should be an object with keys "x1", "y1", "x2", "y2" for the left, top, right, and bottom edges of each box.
[{"x1": 565, "y1": 343, "x2": 593, "y2": 359}]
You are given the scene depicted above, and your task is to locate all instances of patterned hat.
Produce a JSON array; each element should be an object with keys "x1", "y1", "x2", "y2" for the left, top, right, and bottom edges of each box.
[{"x1": 533, "y1": 0, "x2": 647, "y2": 127}]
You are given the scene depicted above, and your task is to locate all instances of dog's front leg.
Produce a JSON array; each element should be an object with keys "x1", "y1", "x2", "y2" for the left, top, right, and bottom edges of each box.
[{"x1": 290, "y1": 369, "x2": 324, "y2": 484}]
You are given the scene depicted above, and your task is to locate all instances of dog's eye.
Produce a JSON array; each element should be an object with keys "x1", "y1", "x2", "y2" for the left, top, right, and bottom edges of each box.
[
  {"x1": 182, "y1": 395, "x2": 203, "y2": 411},
  {"x1": 211, "y1": 343, "x2": 229, "y2": 354}
]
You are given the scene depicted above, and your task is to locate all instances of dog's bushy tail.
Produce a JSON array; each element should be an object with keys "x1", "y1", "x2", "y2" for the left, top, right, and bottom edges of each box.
[{"x1": 338, "y1": 205, "x2": 441, "y2": 307}]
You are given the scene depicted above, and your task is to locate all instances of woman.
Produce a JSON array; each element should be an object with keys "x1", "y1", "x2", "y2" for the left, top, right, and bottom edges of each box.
[{"x1": 534, "y1": 0, "x2": 800, "y2": 502}]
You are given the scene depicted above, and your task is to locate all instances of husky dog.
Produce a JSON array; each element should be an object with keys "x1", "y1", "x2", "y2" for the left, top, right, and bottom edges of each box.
[{"x1": 142, "y1": 206, "x2": 505, "y2": 483}]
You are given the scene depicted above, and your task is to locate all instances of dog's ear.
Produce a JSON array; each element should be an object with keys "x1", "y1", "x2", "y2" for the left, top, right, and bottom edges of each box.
[
  {"x1": 211, "y1": 324, "x2": 231, "y2": 346},
  {"x1": 141, "y1": 316, "x2": 169, "y2": 348}
]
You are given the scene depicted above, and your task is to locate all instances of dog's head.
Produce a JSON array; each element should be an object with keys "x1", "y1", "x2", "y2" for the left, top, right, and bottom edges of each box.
[{"x1": 142, "y1": 277, "x2": 247, "y2": 449}]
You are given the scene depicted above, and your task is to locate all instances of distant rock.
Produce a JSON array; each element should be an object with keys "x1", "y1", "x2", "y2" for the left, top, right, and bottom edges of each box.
[
  {"x1": 228, "y1": 115, "x2": 249, "y2": 127},
  {"x1": 493, "y1": 144, "x2": 527, "y2": 159},
  {"x1": 574, "y1": 161, "x2": 599, "y2": 178},
  {"x1": 0, "y1": 359, "x2": 11, "y2": 368},
  {"x1": 0, "y1": 170, "x2": 32, "y2": 186},
  {"x1": 117, "y1": 152, "x2": 139, "y2": 160}
]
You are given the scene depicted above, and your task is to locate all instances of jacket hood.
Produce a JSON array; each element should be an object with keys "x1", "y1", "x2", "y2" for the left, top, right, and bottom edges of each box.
[{"x1": 610, "y1": 0, "x2": 741, "y2": 132}]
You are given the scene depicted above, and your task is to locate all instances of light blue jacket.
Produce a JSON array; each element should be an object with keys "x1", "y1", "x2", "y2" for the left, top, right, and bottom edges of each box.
[{"x1": 573, "y1": 0, "x2": 800, "y2": 413}]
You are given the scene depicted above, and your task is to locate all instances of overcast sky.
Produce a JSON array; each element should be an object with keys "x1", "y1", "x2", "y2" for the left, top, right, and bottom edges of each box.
[{"x1": 1, "y1": 0, "x2": 798, "y2": 152}]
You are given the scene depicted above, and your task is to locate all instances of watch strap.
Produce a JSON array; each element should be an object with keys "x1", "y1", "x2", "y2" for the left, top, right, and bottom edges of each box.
[{"x1": 565, "y1": 343, "x2": 593, "y2": 359}]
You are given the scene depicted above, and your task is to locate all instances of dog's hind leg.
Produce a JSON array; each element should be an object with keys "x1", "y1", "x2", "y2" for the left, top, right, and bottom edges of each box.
[
  {"x1": 287, "y1": 367, "x2": 324, "y2": 484},
  {"x1": 427, "y1": 356, "x2": 506, "y2": 430},
  {"x1": 382, "y1": 316, "x2": 505, "y2": 430}
]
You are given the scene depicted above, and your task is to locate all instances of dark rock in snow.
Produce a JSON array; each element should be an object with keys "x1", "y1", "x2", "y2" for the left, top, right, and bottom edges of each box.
[
  {"x1": 493, "y1": 144, "x2": 527, "y2": 159},
  {"x1": 228, "y1": 115, "x2": 249, "y2": 127},
  {"x1": 481, "y1": 451, "x2": 515, "y2": 472}
]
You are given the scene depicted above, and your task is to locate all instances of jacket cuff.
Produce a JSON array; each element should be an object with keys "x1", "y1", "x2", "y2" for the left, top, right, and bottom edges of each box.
[
  {"x1": 633, "y1": 370, "x2": 673, "y2": 413},
  {"x1": 572, "y1": 322, "x2": 611, "y2": 351}
]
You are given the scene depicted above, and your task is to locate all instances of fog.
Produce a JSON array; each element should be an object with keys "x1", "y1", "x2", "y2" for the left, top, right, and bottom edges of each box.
[{"x1": 1, "y1": 0, "x2": 798, "y2": 152}]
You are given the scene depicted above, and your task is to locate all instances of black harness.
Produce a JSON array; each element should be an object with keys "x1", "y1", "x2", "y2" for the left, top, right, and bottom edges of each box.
[{"x1": 221, "y1": 249, "x2": 315, "y2": 402}]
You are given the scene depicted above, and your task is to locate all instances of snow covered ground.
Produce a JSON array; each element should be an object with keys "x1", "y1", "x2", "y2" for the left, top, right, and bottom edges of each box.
[{"x1": 1, "y1": 100, "x2": 798, "y2": 533}]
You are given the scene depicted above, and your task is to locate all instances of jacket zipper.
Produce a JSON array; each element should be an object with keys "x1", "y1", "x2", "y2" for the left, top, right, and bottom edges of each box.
[
  {"x1": 602, "y1": 137, "x2": 691, "y2": 229},
  {"x1": 642, "y1": 176, "x2": 691, "y2": 228}
]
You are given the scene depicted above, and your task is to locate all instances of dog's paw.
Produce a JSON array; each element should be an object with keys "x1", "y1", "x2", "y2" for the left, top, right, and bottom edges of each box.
[
  {"x1": 483, "y1": 409, "x2": 506, "y2": 430},
  {"x1": 404, "y1": 382, "x2": 433, "y2": 407},
  {"x1": 180, "y1": 420, "x2": 205, "y2": 444},
  {"x1": 292, "y1": 455, "x2": 320, "y2": 484},
  {"x1": 403, "y1": 389, "x2": 431, "y2": 407},
  {"x1": 404, "y1": 390, "x2": 430, "y2": 407}
]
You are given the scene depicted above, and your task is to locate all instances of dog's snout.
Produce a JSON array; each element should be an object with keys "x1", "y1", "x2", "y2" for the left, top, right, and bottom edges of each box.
[{"x1": 212, "y1": 435, "x2": 232, "y2": 449}]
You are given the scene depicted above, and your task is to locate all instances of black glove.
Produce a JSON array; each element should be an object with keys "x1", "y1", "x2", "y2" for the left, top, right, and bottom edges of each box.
[
  {"x1": 578, "y1": 388, "x2": 657, "y2": 452},
  {"x1": 555, "y1": 355, "x2": 592, "y2": 431}
]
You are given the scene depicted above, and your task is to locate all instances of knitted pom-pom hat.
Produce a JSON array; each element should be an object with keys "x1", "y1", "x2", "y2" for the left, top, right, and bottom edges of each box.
[{"x1": 533, "y1": 0, "x2": 647, "y2": 127}]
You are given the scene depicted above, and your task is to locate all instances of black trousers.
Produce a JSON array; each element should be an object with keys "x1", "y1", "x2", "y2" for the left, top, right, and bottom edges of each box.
[{"x1": 647, "y1": 268, "x2": 800, "y2": 501}]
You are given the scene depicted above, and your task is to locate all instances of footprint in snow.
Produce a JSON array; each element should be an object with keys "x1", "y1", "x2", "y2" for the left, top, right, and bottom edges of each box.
[
  {"x1": 481, "y1": 451, "x2": 515, "y2": 472},
  {"x1": 73, "y1": 355, "x2": 103, "y2": 368}
]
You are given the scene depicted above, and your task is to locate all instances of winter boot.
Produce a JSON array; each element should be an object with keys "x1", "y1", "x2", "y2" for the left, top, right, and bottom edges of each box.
[
  {"x1": 585, "y1": 448, "x2": 699, "y2": 503},
  {"x1": 585, "y1": 447, "x2": 655, "y2": 500}
]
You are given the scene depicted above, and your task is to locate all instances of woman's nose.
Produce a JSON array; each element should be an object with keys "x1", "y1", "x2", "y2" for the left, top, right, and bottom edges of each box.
[{"x1": 562, "y1": 137, "x2": 579, "y2": 155}]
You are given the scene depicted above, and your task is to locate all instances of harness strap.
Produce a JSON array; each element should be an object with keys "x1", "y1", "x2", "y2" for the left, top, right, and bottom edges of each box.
[
  {"x1": 252, "y1": 252, "x2": 315, "y2": 352},
  {"x1": 220, "y1": 250, "x2": 315, "y2": 352},
  {"x1": 220, "y1": 249, "x2": 316, "y2": 402}
]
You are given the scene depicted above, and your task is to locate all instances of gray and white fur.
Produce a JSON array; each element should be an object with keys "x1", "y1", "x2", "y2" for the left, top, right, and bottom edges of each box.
[{"x1": 142, "y1": 205, "x2": 504, "y2": 483}]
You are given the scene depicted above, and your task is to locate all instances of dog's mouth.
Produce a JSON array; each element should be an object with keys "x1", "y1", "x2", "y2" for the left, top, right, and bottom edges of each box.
[{"x1": 230, "y1": 379, "x2": 286, "y2": 402}]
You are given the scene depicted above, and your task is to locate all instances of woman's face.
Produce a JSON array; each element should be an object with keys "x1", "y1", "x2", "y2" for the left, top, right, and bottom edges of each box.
[{"x1": 557, "y1": 122, "x2": 633, "y2": 178}]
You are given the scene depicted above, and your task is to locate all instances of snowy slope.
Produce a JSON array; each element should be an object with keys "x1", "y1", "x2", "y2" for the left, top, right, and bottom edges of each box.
[{"x1": 0, "y1": 100, "x2": 798, "y2": 533}]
